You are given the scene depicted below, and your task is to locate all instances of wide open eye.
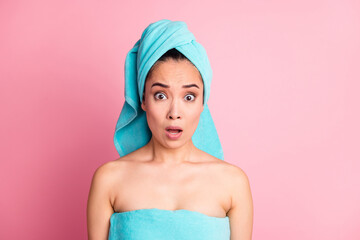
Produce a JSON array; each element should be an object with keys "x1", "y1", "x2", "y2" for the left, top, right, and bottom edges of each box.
[
  {"x1": 154, "y1": 92, "x2": 167, "y2": 100},
  {"x1": 184, "y1": 94, "x2": 196, "y2": 102}
]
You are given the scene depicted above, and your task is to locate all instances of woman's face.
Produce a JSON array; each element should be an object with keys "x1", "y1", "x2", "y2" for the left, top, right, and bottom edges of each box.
[{"x1": 141, "y1": 58, "x2": 204, "y2": 149}]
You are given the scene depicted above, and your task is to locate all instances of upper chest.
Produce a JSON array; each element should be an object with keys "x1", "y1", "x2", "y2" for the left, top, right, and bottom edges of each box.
[{"x1": 111, "y1": 161, "x2": 233, "y2": 216}]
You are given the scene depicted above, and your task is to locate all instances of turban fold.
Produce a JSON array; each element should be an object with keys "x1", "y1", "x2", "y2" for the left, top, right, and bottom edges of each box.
[{"x1": 114, "y1": 19, "x2": 224, "y2": 160}]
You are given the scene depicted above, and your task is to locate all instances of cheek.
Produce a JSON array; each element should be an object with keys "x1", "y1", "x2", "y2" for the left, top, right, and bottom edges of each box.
[
  {"x1": 145, "y1": 102, "x2": 166, "y2": 129},
  {"x1": 185, "y1": 105, "x2": 203, "y2": 129}
]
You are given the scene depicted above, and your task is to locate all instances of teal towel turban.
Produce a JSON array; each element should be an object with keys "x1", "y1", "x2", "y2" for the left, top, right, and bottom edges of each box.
[{"x1": 114, "y1": 19, "x2": 224, "y2": 160}]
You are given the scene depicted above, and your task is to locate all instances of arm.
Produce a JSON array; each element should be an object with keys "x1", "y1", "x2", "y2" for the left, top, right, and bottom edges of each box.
[
  {"x1": 227, "y1": 168, "x2": 254, "y2": 240},
  {"x1": 87, "y1": 162, "x2": 115, "y2": 240}
]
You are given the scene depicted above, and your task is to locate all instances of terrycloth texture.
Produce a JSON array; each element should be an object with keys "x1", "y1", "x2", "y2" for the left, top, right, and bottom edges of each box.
[
  {"x1": 108, "y1": 208, "x2": 230, "y2": 240},
  {"x1": 114, "y1": 19, "x2": 224, "y2": 160}
]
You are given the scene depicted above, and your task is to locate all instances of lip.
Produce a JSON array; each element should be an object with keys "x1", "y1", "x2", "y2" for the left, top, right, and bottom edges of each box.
[
  {"x1": 165, "y1": 126, "x2": 183, "y2": 140},
  {"x1": 165, "y1": 126, "x2": 183, "y2": 131}
]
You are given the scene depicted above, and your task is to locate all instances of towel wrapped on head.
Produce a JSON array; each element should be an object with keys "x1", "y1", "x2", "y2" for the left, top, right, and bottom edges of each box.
[{"x1": 114, "y1": 19, "x2": 224, "y2": 160}]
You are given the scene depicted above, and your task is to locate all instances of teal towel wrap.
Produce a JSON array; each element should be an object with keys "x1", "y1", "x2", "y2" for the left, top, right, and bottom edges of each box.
[
  {"x1": 108, "y1": 208, "x2": 230, "y2": 240},
  {"x1": 114, "y1": 19, "x2": 224, "y2": 160}
]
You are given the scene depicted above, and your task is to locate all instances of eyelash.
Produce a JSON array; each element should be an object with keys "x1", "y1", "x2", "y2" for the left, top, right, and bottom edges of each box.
[{"x1": 154, "y1": 92, "x2": 197, "y2": 101}]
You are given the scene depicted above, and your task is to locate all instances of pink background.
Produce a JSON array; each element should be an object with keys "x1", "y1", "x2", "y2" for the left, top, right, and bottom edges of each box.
[{"x1": 1, "y1": 0, "x2": 359, "y2": 239}]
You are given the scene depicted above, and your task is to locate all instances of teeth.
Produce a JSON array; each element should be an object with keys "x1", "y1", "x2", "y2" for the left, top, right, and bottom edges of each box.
[{"x1": 167, "y1": 129, "x2": 181, "y2": 134}]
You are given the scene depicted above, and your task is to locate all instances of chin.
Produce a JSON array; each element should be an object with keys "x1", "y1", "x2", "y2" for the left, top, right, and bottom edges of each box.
[{"x1": 167, "y1": 138, "x2": 194, "y2": 148}]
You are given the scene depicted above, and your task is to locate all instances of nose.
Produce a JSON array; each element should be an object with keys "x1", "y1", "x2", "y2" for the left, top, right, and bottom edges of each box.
[
  {"x1": 167, "y1": 99, "x2": 181, "y2": 120},
  {"x1": 168, "y1": 114, "x2": 181, "y2": 120}
]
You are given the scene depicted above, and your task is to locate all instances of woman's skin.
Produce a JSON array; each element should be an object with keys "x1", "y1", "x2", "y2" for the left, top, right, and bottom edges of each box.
[{"x1": 87, "y1": 59, "x2": 253, "y2": 240}]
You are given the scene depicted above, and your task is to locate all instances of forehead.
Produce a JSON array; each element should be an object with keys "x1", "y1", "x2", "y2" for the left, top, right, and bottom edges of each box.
[{"x1": 147, "y1": 59, "x2": 203, "y2": 86}]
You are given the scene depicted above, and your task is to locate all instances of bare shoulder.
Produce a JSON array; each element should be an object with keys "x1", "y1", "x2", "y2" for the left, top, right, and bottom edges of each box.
[
  {"x1": 87, "y1": 159, "x2": 129, "y2": 239},
  {"x1": 207, "y1": 154, "x2": 250, "y2": 184},
  {"x1": 205, "y1": 157, "x2": 252, "y2": 218},
  {"x1": 221, "y1": 161, "x2": 251, "y2": 187},
  {"x1": 90, "y1": 158, "x2": 130, "y2": 192},
  {"x1": 210, "y1": 159, "x2": 251, "y2": 202},
  {"x1": 222, "y1": 161, "x2": 253, "y2": 239},
  {"x1": 203, "y1": 154, "x2": 251, "y2": 195},
  {"x1": 219, "y1": 161, "x2": 251, "y2": 202},
  {"x1": 92, "y1": 160, "x2": 120, "y2": 182},
  {"x1": 90, "y1": 145, "x2": 155, "y2": 188}
]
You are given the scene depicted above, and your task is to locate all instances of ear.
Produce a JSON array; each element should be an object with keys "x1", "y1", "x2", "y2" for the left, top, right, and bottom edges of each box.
[{"x1": 141, "y1": 93, "x2": 146, "y2": 112}]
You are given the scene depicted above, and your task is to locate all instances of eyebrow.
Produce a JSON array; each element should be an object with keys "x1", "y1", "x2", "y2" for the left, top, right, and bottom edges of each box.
[{"x1": 151, "y1": 82, "x2": 200, "y2": 89}]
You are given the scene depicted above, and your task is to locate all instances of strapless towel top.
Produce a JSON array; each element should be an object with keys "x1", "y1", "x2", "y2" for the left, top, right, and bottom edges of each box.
[{"x1": 108, "y1": 208, "x2": 230, "y2": 240}]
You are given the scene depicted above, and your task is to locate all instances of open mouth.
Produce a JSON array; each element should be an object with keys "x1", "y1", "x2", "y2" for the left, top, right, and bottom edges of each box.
[
  {"x1": 165, "y1": 126, "x2": 183, "y2": 138},
  {"x1": 166, "y1": 129, "x2": 183, "y2": 134}
]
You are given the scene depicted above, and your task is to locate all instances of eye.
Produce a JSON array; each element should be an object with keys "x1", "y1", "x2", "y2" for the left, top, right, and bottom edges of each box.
[
  {"x1": 184, "y1": 94, "x2": 196, "y2": 101},
  {"x1": 154, "y1": 92, "x2": 167, "y2": 100}
]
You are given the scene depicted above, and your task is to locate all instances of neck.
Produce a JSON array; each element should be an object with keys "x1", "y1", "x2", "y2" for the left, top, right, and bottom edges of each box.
[{"x1": 144, "y1": 136, "x2": 197, "y2": 165}]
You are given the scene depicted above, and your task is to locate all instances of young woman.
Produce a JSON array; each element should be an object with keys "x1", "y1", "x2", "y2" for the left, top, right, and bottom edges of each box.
[{"x1": 87, "y1": 19, "x2": 253, "y2": 240}]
